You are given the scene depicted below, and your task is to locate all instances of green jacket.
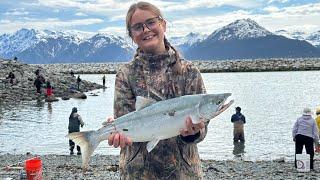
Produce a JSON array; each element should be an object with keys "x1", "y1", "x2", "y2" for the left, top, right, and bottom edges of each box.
[{"x1": 114, "y1": 48, "x2": 207, "y2": 179}]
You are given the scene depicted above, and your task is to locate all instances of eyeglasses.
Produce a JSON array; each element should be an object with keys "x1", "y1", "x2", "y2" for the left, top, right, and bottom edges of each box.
[{"x1": 129, "y1": 16, "x2": 162, "y2": 36}]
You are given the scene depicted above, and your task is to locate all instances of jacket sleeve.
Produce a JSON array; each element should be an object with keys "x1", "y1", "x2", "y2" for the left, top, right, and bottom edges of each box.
[
  {"x1": 113, "y1": 66, "x2": 136, "y2": 118},
  {"x1": 243, "y1": 115, "x2": 246, "y2": 124},
  {"x1": 78, "y1": 115, "x2": 84, "y2": 126},
  {"x1": 292, "y1": 119, "x2": 299, "y2": 139},
  {"x1": 313, "y1": 120, "x2": 319, "y2": 142},
  {"x1": 179, "y1": 64, "x2": 207, "y2": 144},
  {"x1": 231, "y1": 114, "x2": 235, "y2": 123}
]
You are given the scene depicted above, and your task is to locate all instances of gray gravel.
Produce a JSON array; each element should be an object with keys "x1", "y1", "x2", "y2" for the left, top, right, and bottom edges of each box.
[{"x1": 1, "y1": 154, "x2": 319, "y2": 179}]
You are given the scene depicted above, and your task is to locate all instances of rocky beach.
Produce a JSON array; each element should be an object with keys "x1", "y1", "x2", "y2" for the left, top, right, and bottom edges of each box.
[
  {"x1": 0, "y1": 59, "x2": 103, "y2": 104},
  {"x1": 0, "y1": 154, "x2": 319, "y2": 179}
]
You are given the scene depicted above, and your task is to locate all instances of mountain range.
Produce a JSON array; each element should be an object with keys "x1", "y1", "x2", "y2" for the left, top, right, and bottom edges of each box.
[
  {"x1": 0, "y1": 19, "x2": 320, "y2": 63},
  {"x1": 274, "y1": 30, "x2": 320, "y2": 47}
]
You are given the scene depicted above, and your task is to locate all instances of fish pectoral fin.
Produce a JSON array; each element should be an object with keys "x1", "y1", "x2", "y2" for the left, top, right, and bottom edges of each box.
[
  {"x1": 135, "y1": 96, "x2": 156, "y2": 110},
  {"x1": 146, "y1": 139, "x2": 160, "y2": 152},
  {"x1": 189, "y1": 103, "x2": 202, "y2": 124}
]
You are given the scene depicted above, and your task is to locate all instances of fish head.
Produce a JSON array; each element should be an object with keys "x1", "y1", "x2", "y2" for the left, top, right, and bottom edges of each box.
[{"x1": 199, "y1": 93, "x2": 232, "y2": 121}]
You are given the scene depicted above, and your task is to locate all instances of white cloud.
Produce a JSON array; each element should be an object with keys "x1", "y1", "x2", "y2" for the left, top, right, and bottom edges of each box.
[
  {"x1": 166, "y1": 10, "x2": 252, "y2": 37},
  {"x1": 75, "y1": 12, "x2": 88, "y2": 16},
  {"x1": 258, "y1": 3, "x2": 320, "y2": 33},
  {"x1": 0, "y1": 18, "x2": 104, "y2": 34},
  {"x1": 4, "y1": 8, "x2": 29, "y2": 16},
  {"x1": 166, "y1": 2, "x2": 320, "y2": 36},
  {"x1": 108, "y1": 14, "x2": 125, "y2": 22},
  {"x1": 98, "y1": 26, "x2": 127, "y2": 37},
  {"x1": 165, "y1": 0, "x2": 262, "y2": 11},
  {"x1": 1, "y1": 0, "x2": 319, "y2": 37},
  {"x1": 38, "y1": 0, "x2": 131, "y2": 13},
  {"x1": 267, "y1": 0, "x2": 289, "y2": 4},
  {"x1": 263, "y1": 6, "x2": 280, "y2": 13},
  {"x1": 0, "y1": 20, "x2": 11, "y2": 23}
]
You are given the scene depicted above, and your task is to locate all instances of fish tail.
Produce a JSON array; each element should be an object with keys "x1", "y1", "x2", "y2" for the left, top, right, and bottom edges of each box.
[{"x1": 66, "y1": 130, "x2": 100, "y2": 170}]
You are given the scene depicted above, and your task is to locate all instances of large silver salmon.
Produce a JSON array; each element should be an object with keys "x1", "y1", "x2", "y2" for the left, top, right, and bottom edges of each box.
[{"x1": 67, "y1": 93, "x2": 233, "y2": 169}]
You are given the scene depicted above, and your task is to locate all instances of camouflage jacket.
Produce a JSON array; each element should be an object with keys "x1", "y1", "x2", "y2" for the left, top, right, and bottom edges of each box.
[{"x1": 114, "y1": 48, "x2": 207, "y2": 179}]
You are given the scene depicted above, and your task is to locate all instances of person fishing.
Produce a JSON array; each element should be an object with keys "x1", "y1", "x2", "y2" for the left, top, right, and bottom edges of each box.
[
  {"x1": 77, "y1": 75, "x2": 81, "y2": 91},
  {"x1": 292, "y1": 107, "x2": 319, "y2": 170},
  {"x1": 107, "y1": 2, "x2": 207, "y2": 179},
  {"x1": 102, "y1": 75, "x2": 106, "y2": 87},
  {"x1": 7, "y1": 72, "x2": 15, "y2": 85},
  {"x1": 231, "y1": 106, "x2": 246, "y2": 142},
  {"x1": 46, "y1": 81, "x2": 53, "y2": 98},
  {"x1": 68, "y1": 107, "x2": 84, "y2": 155}
]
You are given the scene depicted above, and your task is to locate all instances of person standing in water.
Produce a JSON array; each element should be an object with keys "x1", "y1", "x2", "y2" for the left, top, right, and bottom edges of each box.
[
  {"x1": 68, "y1": 107, "x2": 84, "y2": 155},
  {"x1": 231, "y1": 106, "x2": 246, "y2": 142},
  {"x1": 102, "y1": 75, "x2": 106, "y2": 87}
]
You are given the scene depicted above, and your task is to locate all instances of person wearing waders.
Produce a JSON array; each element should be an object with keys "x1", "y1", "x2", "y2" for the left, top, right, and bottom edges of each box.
[
  {"x1": 102, "y1": 75, "x2": 106, "y2": 87},
  {"x1": 231, "y1": 106, "x2": 246, "y2": 142},
  {"x1": 68, "y1": 107, "x2": 84, "y2": 155}
]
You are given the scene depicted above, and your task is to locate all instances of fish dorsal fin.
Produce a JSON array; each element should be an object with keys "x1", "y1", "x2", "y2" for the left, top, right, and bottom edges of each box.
[
  {"x1": 135, "y1": 96, "x2": 156, "y2": 110},
  {"x1": 146, "y1": 139, "x2": 160, "y2": 152}
]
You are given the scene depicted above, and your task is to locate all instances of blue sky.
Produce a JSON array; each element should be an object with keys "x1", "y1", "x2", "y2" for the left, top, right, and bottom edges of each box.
[{"x1": 0, "y1": 0, "x2": 319, "y2": 37}]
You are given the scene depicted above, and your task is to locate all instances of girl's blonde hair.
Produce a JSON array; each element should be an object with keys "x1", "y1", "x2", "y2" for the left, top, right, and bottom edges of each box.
[
  {"x1": 126, "y1": 1, "x2": 181, "y2": 67},
  {"x1": 126, "y1": 2, "x2": 163, "y2": 37}
]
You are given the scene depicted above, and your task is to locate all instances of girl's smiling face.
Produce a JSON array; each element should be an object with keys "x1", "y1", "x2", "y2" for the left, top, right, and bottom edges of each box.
[{"x1": 130, "y1": 9, "x2": 166, "y2": 55}]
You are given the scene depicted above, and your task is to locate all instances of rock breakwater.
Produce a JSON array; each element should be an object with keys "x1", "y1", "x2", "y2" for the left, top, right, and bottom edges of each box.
[
  {"x1": 34, "y1": 58, "x2": 320, "y2": 74},
  {"x1": 0, "y1": 59, "x2": 103, "y2": 104}
]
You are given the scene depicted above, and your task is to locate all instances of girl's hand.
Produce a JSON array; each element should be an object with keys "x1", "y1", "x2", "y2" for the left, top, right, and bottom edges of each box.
[
  {"x1": 108, "y1": 132, "x2": 132, "y2": 148},
  {"x1": 180, "y1": 116, "x2": 205, "y2": 137},
  {"x1": 104, "y1": 116, "x2": 133, "y2": 148},
  {"x1": 102, "y1": 116, "x2": 114, "y2": 126}
]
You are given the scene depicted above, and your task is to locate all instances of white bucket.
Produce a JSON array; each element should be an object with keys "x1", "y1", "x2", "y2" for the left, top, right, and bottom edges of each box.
[{"x1": 296, "y1": 154, "x2": 310, "y2": 172}]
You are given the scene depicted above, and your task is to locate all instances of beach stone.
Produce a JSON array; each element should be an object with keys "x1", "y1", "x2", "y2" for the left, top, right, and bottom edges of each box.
[{"x1": 1, "y1": 154, "x2": 317, "y2": 179}]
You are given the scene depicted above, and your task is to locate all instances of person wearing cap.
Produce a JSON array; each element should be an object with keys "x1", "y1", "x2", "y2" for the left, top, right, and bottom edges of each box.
[
  {"x1": 292, "y1": 107, "x2": 319, "y2": 170},
  {"x1": 231, "y1": 106, "x2": 246, "y2": 142},
  {"x1": 315, "y1": 107, "x2": 320, "y2": 152},
  {"x1": 68, "y1": 107, "x2": 85, "y2": 155}
]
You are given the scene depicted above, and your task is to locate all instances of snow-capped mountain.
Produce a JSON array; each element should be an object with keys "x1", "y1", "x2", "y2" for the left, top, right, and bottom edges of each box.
[
  {"x1": 1, "y1": 20, "x2": 320, "y2": 63},
  {"x1": 0, "y1": 28, "x2": 39, "y2": 58},
  {"x1": 0, "y1": 28, "x2": 134, "y2": 63},
  {"x1": 170, "y1": 32, "x2": 207, "y2": 47},
  {"x1": 169, "y1": 32, "x2": 207, "y2": 53},
  {"x1": 206, "y1": 18, "x2": 273, "y2": 41},
  {"x1": 306, "y1": 31, "x2": 320, "y2": 47},
  {"x1": 184, "y1": 18, "x2": 320, "y2": 60},
  {"x1": 275, "y1": 30, "x2": 320, "y2": 47}
]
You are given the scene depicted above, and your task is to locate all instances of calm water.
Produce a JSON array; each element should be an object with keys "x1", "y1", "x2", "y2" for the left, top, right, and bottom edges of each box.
[{"x1": 1, "y1": 71, "x2": 320, "y2": 161}]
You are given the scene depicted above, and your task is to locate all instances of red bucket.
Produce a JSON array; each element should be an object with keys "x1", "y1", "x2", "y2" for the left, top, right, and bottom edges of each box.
[{"x1": 25, "y1": 158, "x2": 43, "y2": 180}]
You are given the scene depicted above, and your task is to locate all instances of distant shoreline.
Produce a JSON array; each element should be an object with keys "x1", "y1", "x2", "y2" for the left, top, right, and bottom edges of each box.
[{"x1": 34, "y1": 58, "x2": 320, "y2": 74}]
